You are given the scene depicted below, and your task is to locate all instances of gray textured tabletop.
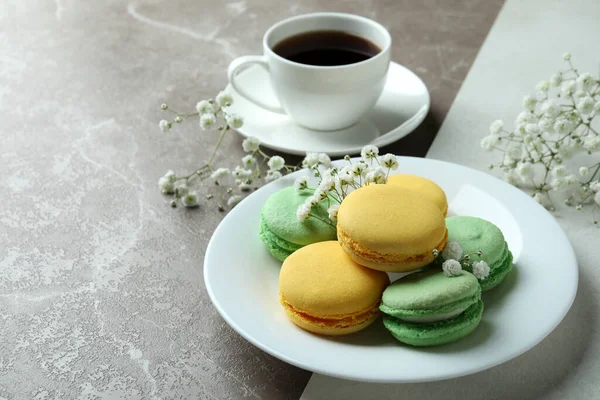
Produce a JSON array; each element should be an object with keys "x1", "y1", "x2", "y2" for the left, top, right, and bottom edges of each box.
[{"x1": 0, "y1": 0, "x2": 502, "y2": 398}]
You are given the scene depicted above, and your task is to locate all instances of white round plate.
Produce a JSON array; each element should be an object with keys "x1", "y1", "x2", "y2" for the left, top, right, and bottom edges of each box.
[
  {"x1": 204, "y1": 157, "x2": 578, "y2": 383},
  {"x1": 225, "y1": 62, "x2": 430, "y2": 156}
]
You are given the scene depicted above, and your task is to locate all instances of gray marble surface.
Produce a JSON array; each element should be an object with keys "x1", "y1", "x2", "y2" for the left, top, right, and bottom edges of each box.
[{"x1": 0, "y1": 0, "x2": 501, "y2": 398}]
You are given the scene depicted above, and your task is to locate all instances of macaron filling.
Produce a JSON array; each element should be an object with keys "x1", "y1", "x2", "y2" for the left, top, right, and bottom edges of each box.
[
  {"x1": 397, "y1": 307, "x2": 466, "y2": 323},
  {"x1": 338, "y1": 227, "x2": 448, "y2": 270},
  {"x1": 380, "y1": 290, "x2": 480, "y2": 321},
  {"x1": 280, "y1": 294, "x2": 380, "y2": 329},
  {"x1": 382, "y1": 300, "x2": 484, "y2": 347}
]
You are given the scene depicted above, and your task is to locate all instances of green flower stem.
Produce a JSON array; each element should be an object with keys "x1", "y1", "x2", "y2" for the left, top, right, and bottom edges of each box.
[
  {"x1": 586, "y1": 163, "x2": 600, "y2": 184},
  {"x1": 177, "y1": 164, "x2": 211, "y2": 181},
  {"x1": 209, "y1": 126, "x2": 229, "y2": 165},
  {"x1": 308, "y1": 213, "x2": 336, "y2": 228}
]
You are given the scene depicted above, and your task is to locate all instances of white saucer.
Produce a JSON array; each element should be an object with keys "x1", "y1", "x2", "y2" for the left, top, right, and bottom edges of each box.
[{"x1": 226, "y1": 62, "x2": 430, "y2": 156}]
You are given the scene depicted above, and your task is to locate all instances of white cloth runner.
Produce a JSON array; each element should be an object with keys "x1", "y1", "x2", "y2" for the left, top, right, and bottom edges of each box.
[{"x1": 301, "y1": 0, "x2": 600, "y2": 398}]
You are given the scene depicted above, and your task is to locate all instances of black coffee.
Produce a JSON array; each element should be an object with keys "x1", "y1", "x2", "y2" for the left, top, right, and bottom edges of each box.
[{"x1": 272, "y1": 30, "x2": 381, "y2": 66}]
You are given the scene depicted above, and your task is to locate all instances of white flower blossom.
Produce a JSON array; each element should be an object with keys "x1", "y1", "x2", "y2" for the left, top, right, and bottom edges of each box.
[
  {"x1": 313, "y1": 188, "x2": 328, "y2": 201},
  {"x1": 442, "y1": 259, "x2": 462, "y2": 277},
  {"x1": 302, "y1": 152, "x2": 320, "y2": 168},
  {"x1": 265, "y1": 170, "x2": 282, "y2": 183},
  {"x1": 489, "y1": 120, "x2": 504, "y2": 134},
  {"x1": 232, "y1": 166, "x2": 253, "y2": 179},
  {"x1": 336, "y1": 171, "x2": 353, "y2": 186},
  {"x1": 163, "y1": 170, "x2": 176, "y2": 182},
  {"x1": 237, "y1": 181, "x2": 251, "y2": 191},
  {"x1": 227, "y1": 195, "x2": 243, "y2": 207},
  {"x1": 226, "y1": 113, "x2": 244, "y2": 129},
  {"x1": 536, "y1": 80, "x2": 550, "y2": 93},
  {"x1": 516, "y1": 111, "x2": 537, "y2": 125},
  {"x1": 296, "y1": 203, "x2": 311, "y2": 221},
  {"x1": 507, "y1": 143, "x2": 523, "y2": 160},
  {"x1": 351, "y1": 162, "x2": 367, "y2": 177},
  {"x1": 294, "y1": 176, "x2": 309, "y2": 192},
  {"x1": 360, "y1": 145, "x2": 379, "y2": 160},
  {"x1": 577, "y1": 96, "x2": 595, "y2": 115},
  {"x1": 211, "y1": 167, "x2": 230, "y2": 181},
  {"x1": 318, "y1": 153, "x2": 332, "y2": 168},
  {"x1": 558, "y1": 142, "x2": 578, "y2": 159},
  {"x1": 200, "y1": 113, "x2": 217, "y2": 130},
  {"x1": 365, "y1": 167, "x2": 386, "y2": 184},
  {"x1": 328, "y1": 204, "x2": 340, "y2": 220},
  {"x1": 159, "y1": 119, "x2": 170, "y2": 133},
  {"x1": 561, "y1": 81, "x2": 575, "y2": 96},
  {"x1": 242, "y1": 155, "x2": 256, "y2": 169},
  {"x1": 550, "y1": 177, "x2": 568, "y2": 192},
  {"x1": 481, "y1": 134, "x2": 500, "y2": 151},
  {"x1": 580, "y1": 167, "x2": 589, "y2": 177},
  {"x1": 158, "y1": 176, "x2": 175, "y2": 194},
  {"x1": 267, "y1": 156, "x2": 285, "y2": 171},
  {"x1": 215, "y1": 91, "x2": 233, "y2": 107},
  {"x1": 541, "y1": 100, "x2": 560, "y2": 118},
  {"x1": 533, "y1": 192, "x2": 545, "y2": 205},
  {"x1": 516, "y1": 162, "x2": 534, "y2": 181},
  {"x1": 551, "y1": 165, "x2": 567, "y2": 177},
  {"x1": 554, "y1": 119, "x2": 573, "y2": 135},
  {"x1": 574, "y1": 90, "x2": 587, "y2": 98},
  {"x1": 442, "y1": 241, "x2": 463, "y2": 261},
  {"x1": 319, "y1": 177, "x2": 335, "y2": 192},
  {"x1": 583, "y1": 135, "x2": 600, "y2": 152},
  {"x1": 523, "y1": 134, "x2": 533, "y2": 145},
  {"x1": 565, "y1": 174, "x2": 579, "y2": 187},
  {"x1": 306, "y1": 194, "x2": 319, "y2": 207},
  {"x1": 472, "y1": 260, "x2": 490, "y2": 280},
  {"x1": 196, "y1": 100, "x2": 214, "y2": 114},
  {"x1": 523, "y1": 95, "x2": 537, "y2": 111},
  {"x1": 515, "y1": 124, "x2": 527, "y2": 136},
  {"x1": 563, "y1": 52, "x2": 571, "y2": 61},
  {"x1": 505, "y1": 170, "x2": 519, "y2": 185},
  {"x1": 182, "y1": 192, "x2": 199, "y2": 207},
  {"x1": 538, "y1": 119, "x2": 554, "y2": 134},
  {"x1": 525, "y1": 123, "x2": 539, "y2": 134},
  {"x1": 381, "y1": 153, "x2": 399, "y2": 170},
  {"x1": 595, "y1": 191, "x2": 600, "y2": 206},
  {"x1": 576, "y1": 72, "x2": 595, "y2": 91},
  {"x1": 242, "y1": 137, "x2": 260, "y2": 152},
  {"x1": 590, "y1": 181, "x2": 600, "y2": 192},
  {"x1": 593, "y1": 102, "x2": 600, "y2": 116},
  {"x1": 174, "y1": 181, "x2": 189, "y2": 197},
  {"x1": 549, "y1": 73, "x2": 562, "y2": 87}
]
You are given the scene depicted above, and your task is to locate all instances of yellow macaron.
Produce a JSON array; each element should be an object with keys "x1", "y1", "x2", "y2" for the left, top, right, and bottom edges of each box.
[
  {"x1": 337, "y1": 184, "x2": 448, "y2": 272},
  {"x1": 279, "y1": 241, "x2": 390, "y2": 336},
  {"x1": 387, "y1": 174, "x2": 448, "y2": 216}
]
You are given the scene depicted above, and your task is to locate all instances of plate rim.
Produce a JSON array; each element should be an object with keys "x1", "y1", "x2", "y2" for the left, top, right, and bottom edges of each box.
[
  {"x1": 226, "y1": 62, "x2": 431, "y2": 156},
  {"x1": 204, "y1": 156, "x2": 578, "y2": 383}
]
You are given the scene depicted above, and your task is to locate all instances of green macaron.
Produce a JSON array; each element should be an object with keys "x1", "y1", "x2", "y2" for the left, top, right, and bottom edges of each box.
[
  {"x1": 380, "y1": 269, "x2": 483, "y2": 347},
  {"x1": 259, "y1": 187, "x2": 337, "y2": 262},
  {"x1": 446, "y1": 216, "x2": 513, "y2": 291}
]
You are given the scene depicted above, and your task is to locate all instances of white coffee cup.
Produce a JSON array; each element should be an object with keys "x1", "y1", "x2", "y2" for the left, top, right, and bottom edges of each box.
[{"x1": 227, "y1": 13, "x2": 391, "y2": 131}]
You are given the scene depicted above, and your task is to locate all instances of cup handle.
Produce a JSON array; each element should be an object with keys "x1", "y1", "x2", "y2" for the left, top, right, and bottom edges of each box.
[{"x1": 227, "y1": 56, "x2": 286, "y2": 114}]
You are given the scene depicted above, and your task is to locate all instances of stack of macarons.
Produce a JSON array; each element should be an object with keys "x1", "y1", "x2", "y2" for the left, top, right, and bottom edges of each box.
[{"x1": 260, "y1": 171, "x2": 514, "y2": 347}]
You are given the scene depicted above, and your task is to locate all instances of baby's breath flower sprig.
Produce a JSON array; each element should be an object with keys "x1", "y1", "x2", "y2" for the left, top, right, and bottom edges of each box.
[
  {"x1": 481, "y1": 54, "x2": 600, "y2": 224},
  {"x1": 440, "y1": 242, "x2": 489, "y2": 280},
  {"x1": 294, "y1": 147, "x2": 400, "y2": 224},
  {"x1": 158, "y1": 90, "x2": 302, "y2": 210}
]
